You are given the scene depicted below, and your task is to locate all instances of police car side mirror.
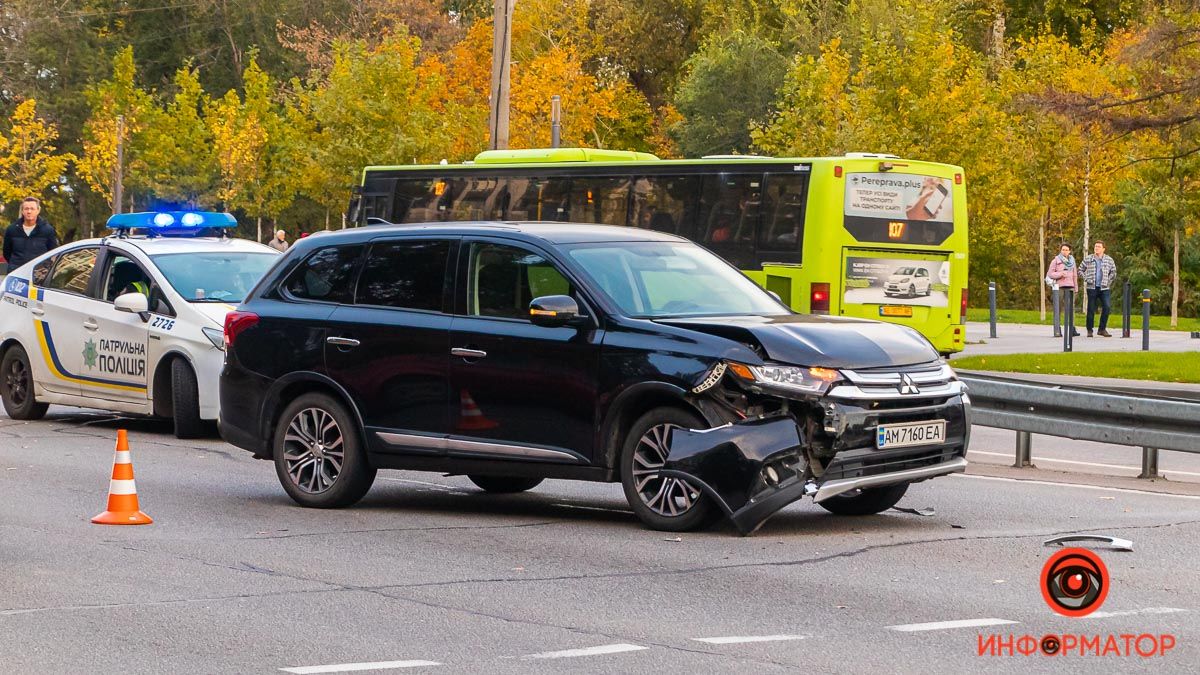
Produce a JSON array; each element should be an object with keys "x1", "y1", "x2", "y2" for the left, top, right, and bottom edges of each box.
[{"x1": 114, "y1": 292, "x2": 150, "y2": 322}]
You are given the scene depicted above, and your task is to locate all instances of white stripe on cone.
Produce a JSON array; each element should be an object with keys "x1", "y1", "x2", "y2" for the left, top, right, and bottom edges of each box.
[{"x1": 108, "y1": 479, "x2": 138, "y2": 495}]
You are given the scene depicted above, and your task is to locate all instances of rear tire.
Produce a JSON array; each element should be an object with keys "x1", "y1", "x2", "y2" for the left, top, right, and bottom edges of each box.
[
  {"x1": 818, "y1": 482, "x2": 909, "y2": 516},
  {"x1": 620, "y1": 407, "x2": 720, "y2": 532},
  {"x1": 1, "y1": 345, "x2": 49, "y2": 420},
  {"x1": 468, "y1": 475, "x2": 544, "y2": 493},
  {"x1": 170, "y1": 359, "x2": 205, "y2": 439},
  {"x1": 274, "y1": 392, "x2": 375, "y2": 508}
]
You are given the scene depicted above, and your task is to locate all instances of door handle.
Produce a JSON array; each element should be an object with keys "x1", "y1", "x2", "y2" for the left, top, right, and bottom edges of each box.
[
  {"x1": 451, "y1": 347, "x2": 487, "y2": 359},
  {"x1": 326, "y1": 337, "x2": 360, "y2": 348},
  {"x1": 30, "y1": 307, "x2": 44, "y2": 317},
  {"x1": 83, "y1": 319, "x2": 99, "y2": 331}
]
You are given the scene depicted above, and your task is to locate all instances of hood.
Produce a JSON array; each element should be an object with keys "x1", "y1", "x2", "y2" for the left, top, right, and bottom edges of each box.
[
  {"x1": 887, "y1": 273, "x2": 910, "y2": 280},
  {"x1": 655, "y1": 314, "x2": 939, "y2": 369},
  {"x1": 191, "y1": 302, "x2": 238, "y2": 327}
]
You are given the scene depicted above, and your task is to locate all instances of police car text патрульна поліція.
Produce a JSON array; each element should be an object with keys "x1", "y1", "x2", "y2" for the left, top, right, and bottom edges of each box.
[{"x1": 0, "y1": 212, "x2": 280, "y2": 438}]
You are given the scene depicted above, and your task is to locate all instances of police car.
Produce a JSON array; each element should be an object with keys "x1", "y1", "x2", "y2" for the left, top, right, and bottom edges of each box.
[{"x1": 0, "y1": 212, "x2": 280, "y2": 437}]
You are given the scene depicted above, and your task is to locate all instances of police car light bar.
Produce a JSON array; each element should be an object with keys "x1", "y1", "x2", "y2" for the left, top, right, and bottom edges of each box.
[{"x1": 106, "y1": 211, "x2": 238, "y2": 236}]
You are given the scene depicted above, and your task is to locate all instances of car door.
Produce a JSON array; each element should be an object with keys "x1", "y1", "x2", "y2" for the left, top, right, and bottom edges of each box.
[
  {"x1": 78, "y1": 247, "x2": 154, "y2": 403},
  {"x1": 447, "y1": 239, "x2": 603, "y2": 464},
  {"x1": 322, "y1": 238, "x2": 456, "y2": 452},
  {"x1": 32, "y1": 246, "x2": 102, "y2": 397}
]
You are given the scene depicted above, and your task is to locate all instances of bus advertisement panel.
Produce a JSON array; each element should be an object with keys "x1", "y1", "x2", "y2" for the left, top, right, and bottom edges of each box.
[{"x1": 843, "y1": 255, "x2": 951, "y2": 308}]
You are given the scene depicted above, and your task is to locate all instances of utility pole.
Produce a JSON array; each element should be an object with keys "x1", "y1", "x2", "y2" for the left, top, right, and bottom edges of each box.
[
  {"x1": 551, "y1": 95, "x2": 561, "y2": 148},
  {"x1": 488, "y1": 0, "x2": 515, "y2": 150},
  {"x1": 113, "y1": 115, "x2": 125, "y2": 215}
]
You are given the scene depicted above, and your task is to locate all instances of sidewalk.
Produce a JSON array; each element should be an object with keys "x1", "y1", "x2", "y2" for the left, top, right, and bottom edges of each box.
[{"x1": 961, "y1": 321, "x2": 1200, "y2": 355}]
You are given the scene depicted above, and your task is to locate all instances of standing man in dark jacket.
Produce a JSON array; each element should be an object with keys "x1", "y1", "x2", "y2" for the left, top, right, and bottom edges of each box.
[{"x1": 3, "y1": 197, "x2": 59, "y2": 272}]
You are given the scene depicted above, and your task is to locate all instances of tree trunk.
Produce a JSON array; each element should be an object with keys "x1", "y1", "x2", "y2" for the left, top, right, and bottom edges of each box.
[
  {"x1": 1038, "y1": 186, "x2": 1046, "y2": 321},
  {"x1": 1172, "y1": 226, "x2": 1180, "y2": 327},
  {"x1": 256, "y1": 215, "x2": 262, "y2": 243},
  {"x1": 1081, "y1": 148, "x2": 1091, "y2": 319}
]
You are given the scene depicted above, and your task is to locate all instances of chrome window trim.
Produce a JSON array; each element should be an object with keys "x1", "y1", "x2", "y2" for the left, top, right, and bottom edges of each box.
[{"x1": 374, "y1": 431, "x2": 586, "y2": 464}]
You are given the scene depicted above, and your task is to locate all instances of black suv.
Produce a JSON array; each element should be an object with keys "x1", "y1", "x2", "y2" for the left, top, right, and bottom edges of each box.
[{"x1": 220, "y1": 223, "x2": 968, "y2": 533}]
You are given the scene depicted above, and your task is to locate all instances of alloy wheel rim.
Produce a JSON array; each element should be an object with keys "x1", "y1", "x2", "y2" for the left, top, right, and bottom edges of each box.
[
  {"x1": 282, "y1": 407, "x2": 345, "y2": 494},
  {"x1": 632, "y1": 422, "x2": 702, "y2": 517},
  {"x1": 6, "y1": 359, "x2": 29, "y2": 406}
]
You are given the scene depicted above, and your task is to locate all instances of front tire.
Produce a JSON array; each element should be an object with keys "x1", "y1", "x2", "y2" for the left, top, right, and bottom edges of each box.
[
  {"x1": 468, "y1": 475, "x2": 544, "y2": 493},
  {"x1": 1, "y1": 345, "x2": 49, "y2": 420},
  {"x1": 170, "y1": 359, "x2": 205, "y2": 439},
  {"x1": 818, "y1": 482, "x2": 909, "y2": 516},
  {"x1": 620, "y1": 407, "x2": 720, "y2": 532},
  {"x1": 908, "y1": 284, "x2": 916, "y2": 298},
  {"x1": 273, "y1": 392, "x2": 375, "y2": 508}
]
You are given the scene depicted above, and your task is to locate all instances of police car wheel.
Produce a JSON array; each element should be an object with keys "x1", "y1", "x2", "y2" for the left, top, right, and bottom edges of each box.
[
  {"x1": 818, "y1": 482, "x2": 909, "y2": 516},
  {"x1": 620, "y1": 407, "x2": 720, "y2": 532},
  {"x1": 170, "y1": 359, "x2": 205, "y2": 439},
  {"x1": 1, "y1": 345, "x2": 49, "y2": 421},
  {"x1": 273, "y1": 392, "x2": 376, "y2": 508}
]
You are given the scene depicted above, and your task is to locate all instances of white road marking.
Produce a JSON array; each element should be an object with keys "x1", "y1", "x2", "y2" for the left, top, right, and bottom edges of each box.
[
  {"x1": 378, "y1": 477, "x2": 469, "y2": 493},
  {"x1": 954, "y1": 473, "x2": 1200, "y2": 501},
  {"x1": 888, "y1": 618, "x2": 1018, "y2": 632},
  {"x1": 279, "y1": 660, "x2": 440, "y2": 674},
  {"x1": 968, "y1": 450, "x2": 1200, "y2": 478},
  {"x1": 693, "y1": 634, "x2": 807, "y2": 645},
  {"x1": 522, "y1": 643, "x2": 648, "y2": 659},
  {"x1": 1086, "y1": 607, "x2": 1188, "y2": 619}
]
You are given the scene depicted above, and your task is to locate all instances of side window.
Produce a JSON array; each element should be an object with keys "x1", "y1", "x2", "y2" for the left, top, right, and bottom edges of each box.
[
  {"x1": 630, "y1": 175, "x2": 700, "y2": 236},
  {"x1": 567, "y1": 177, "x2": 630, "y2": 225},
  {"x1": 47, "y1": 248, "x2": 98, "y2": 295},
  {"x1": 32, "y1": 256, "x2": 55, "y2": 286},
  {"x1": 697, "y1": 174, "x2": 761, "y2": 246},
  {"x1": 393, "y1": 178, "x2": 446, "y2": 223},
  {"x1": 283, "y1": 245, "x2": 364, "y2": 304},
  {"x1": 505, "y1": 177, "x2": 570, "y2": 221},
  {"x1": 758, "y1": 173, "x2": 807, "y2": 253},
  {"x1": 102, "y1": 254, "x2": 153, "y2": 302},
  {"x1": 468, "y1": 243, "x2": 574, "y2": 321},
  {"x1": 356, "y1": 240, "x2": 450, "y2": 311}
]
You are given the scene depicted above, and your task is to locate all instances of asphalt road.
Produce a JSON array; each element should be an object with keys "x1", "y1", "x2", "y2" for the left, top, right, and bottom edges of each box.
[{"x1": 3, "y1": 407, "x2": 1198, "y2": 673}]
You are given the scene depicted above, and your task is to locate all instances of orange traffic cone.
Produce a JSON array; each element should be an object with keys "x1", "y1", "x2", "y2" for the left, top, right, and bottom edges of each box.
[
  {"x1": 92, "y1": 430, "x2": 153, "y2": 525},
  {"x1": 456, "y1": 389, "x2": 499, "y2": 431}
]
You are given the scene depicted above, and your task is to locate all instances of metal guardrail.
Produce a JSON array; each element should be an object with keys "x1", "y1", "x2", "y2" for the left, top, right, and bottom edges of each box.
[{"x1": 959, "y1": 373, "x2": 1200, "y2": 479}]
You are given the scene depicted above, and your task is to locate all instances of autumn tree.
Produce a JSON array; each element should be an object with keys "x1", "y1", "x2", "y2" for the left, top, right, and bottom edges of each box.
[
  {"x1": 137, "y1": 65, "x2": 217, "y2": 205},
  {"x1": 0, "y1": 100, "x2": 75, "y2": 207},
  {"x1": 77, "y1": 47, "x2": 154, "y2": 215}
]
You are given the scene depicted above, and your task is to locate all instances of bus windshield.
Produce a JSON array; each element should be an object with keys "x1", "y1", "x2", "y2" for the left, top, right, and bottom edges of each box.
[{"x1": 565, "y1": 241, "x2": 789, "y2": 318}]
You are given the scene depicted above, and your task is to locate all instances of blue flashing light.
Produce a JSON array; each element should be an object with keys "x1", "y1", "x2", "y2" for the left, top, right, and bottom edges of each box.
[{"x1": 106, "y1": 211, "x2": 237, "y2": 237}]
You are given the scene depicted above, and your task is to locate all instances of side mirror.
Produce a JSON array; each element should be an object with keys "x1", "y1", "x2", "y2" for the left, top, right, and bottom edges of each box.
[
  {"x1": 114, "y1": 292, "x2": 150, "y2": 322},
  {"x1": 529, "y1": 295, "x2": 583, "y2": 328}
]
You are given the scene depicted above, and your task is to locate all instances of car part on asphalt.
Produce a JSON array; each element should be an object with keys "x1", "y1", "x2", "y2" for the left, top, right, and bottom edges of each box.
[{"x1": 1043, "y1": 534, "x2": 1134, "y2": 552}]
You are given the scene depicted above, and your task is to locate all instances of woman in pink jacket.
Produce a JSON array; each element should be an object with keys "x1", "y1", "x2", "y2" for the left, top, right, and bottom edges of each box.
[{"x1": 1046, "y1": 243, "x2": 1079, "y2": 336}]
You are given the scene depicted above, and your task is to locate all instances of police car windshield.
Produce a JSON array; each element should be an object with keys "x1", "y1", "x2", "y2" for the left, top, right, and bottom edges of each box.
[{"x1": 151, "y1": 252, "x2": 277, "y2": 303}]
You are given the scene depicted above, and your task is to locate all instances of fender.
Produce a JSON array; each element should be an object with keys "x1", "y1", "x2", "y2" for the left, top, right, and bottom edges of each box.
[
  {"x1": 597, "y1": 380, "x2": 731, "y2": 472},
  {"x1": 259, "y1": 371, "x2": 367, "y2": 451}
]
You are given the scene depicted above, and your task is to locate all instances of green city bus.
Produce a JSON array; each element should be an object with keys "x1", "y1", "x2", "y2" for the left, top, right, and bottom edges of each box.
[{"x1": 352, "y1": 148, "x2": 969, "y2": 353}]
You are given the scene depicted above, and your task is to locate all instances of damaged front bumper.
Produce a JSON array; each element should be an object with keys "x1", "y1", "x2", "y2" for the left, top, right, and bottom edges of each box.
[{"x1": 663, "y1": 406, "x2": 968, "y2": 535}]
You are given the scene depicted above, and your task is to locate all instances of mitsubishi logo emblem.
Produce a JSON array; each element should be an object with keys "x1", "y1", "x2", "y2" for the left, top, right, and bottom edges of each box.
[{"x1": 898, "y1": 373, "x2": 920, "y2": 395}]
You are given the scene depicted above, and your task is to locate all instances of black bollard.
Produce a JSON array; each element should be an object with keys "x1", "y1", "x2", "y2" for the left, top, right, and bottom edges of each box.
[
  {"x1": 1063, "y1": 289, "x2": 1073, "y2": 352},
  {"x1": 988, "y1": 282, "x2": 997, "y2": 338},
  {"x1": 1122, "y1": 282, "x2": 1131, "y2": 338},
  {"x1": 1142, "y1": 289, "x2": 1151, "y2": 351}
]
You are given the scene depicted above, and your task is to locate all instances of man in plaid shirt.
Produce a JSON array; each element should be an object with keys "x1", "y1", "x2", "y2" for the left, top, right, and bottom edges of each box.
[{"x1": 1082, "y1": 240, "x2": 1117, "y2": 337}]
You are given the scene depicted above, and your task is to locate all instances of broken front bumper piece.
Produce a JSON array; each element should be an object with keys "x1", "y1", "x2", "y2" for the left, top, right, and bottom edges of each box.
[{"x1": 662, "y1": 416, "x2": 968, "y2": 535}]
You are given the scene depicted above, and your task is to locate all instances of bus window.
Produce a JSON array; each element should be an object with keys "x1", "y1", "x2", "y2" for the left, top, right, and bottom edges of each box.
[
  {"x1": 568, "y1": 178, "x2": 630, "y2": 225},
  {"x1": 697, "y1": 174, "x2": 760, "y2": 267},
  {"x1": 630, "y1": 175, "x2": 699, "y2": 236},
  {"x1": 506, "y1": 177, "x2": 571, "y2": 221},
  {"x1": 758, "y1": 173, "x2": 807, "y2": 254},
  {"x1": 450, "y1": 177, "x2": 505, "y2": 220},
  {"x1": 393, "y1": 177, "x2": 449, "y2": 223}
]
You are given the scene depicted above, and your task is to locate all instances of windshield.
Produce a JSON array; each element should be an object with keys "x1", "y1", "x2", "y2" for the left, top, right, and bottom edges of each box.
[
  {"x1": 151, "y1": 251, "x2": 278, "y2": 303},
  {"x1": 893, "y1": 267, "x2": 917, "y2": 276},
  {"x1": 564, "y1": 241, "x2": 789, "y2": 318}
]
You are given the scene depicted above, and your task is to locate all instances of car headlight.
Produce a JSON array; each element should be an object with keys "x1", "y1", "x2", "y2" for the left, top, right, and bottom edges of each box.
[
  {"x1": 201, "y1": 326, "x2": 225, "y2": 351},
  {"x1": 727, "y1": 362, "x2": 843, "y2": 396},
  {"x1": 897, "y1": 277, "x2": 911, "y2": 283}
]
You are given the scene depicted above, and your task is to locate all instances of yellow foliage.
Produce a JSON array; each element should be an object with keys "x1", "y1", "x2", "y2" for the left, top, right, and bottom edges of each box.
[{"x1": 0, "y1": 99, "x2": 75, "y2": 204}]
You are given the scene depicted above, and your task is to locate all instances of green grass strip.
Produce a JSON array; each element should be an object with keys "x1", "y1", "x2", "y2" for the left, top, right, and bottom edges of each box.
[{"x1": 952, "y1": 351, "x2": 1200, "y2": 384}]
